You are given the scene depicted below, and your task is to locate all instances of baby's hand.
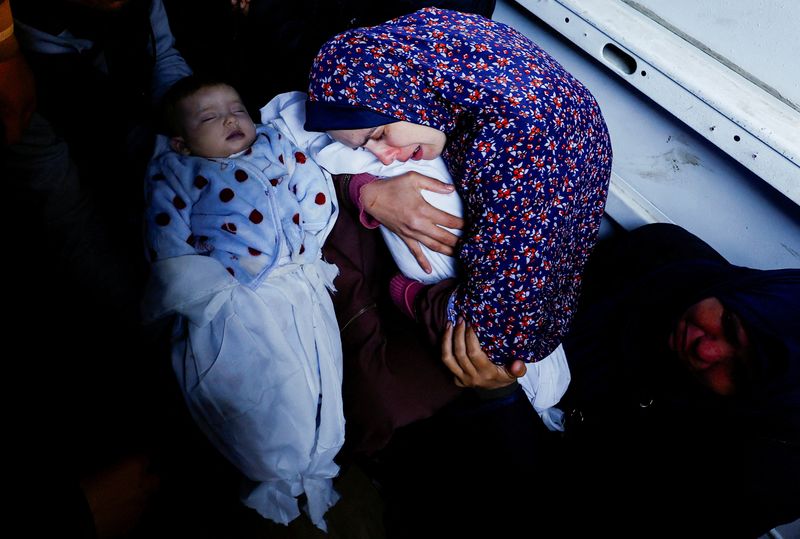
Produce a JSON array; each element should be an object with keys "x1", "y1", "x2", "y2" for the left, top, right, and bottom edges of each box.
[{"x1": 230, "y1": 0, "x2": 250, "y2": 15}]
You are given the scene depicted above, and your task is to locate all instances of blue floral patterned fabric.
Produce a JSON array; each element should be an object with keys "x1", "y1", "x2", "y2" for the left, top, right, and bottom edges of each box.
[{"x1": 308, "y1": 8, "x2": 612, "y2": 364}]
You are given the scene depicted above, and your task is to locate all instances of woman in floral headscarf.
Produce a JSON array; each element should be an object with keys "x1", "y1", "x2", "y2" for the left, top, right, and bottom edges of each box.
[{"x1": 306, "y1": 7, "x2": 611, "y2": 368}]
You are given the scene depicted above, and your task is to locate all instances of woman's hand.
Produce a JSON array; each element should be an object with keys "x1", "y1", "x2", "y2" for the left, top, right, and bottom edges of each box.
[
  {"x1": 359, "y1": 171, "x2": 464, "y2": 273},
  {"x1": 442, "y1": 319, "x2": 527, "y2": 389}
]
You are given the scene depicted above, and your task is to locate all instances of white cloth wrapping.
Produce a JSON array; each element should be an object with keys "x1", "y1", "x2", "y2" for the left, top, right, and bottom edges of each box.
[
  {"x1": 312, "y1": 140, "x2": 463, "y2": 285},
  {"x1": 145, "y1": 255, "x2": 343, "y2": 527},
  {"x1": 143, "y1": 128, "x2": 344, "y2": 530},
  {"x1": 260, "y1": 91, "x2": 572, "y2": 424},
  {"x1": 517, "y1": 343, "x2": 570, "y2": 431}
]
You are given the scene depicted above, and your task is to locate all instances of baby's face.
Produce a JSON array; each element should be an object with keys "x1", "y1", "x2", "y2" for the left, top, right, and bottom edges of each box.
[{"x1": 176, "y1": 85, "x2": 257, "y2": 158}]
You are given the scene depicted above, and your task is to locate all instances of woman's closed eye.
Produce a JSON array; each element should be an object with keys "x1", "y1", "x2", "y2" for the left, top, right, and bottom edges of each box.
[{"x1": 362, "y1": 126, "x2": 385, "y2": 147}]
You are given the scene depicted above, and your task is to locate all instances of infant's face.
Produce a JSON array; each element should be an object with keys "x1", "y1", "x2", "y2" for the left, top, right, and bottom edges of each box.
[{"x1": 177, "y1": 85, "x2": 257, "y2": 158}]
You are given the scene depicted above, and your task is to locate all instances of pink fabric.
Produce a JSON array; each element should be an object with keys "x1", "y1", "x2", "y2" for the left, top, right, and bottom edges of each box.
[
  {"x1": 389, "y1": 273, "x2": 426, "y2": 319},
  {"x1": 349, "y1": 172, "x2": 381, "y2": 229}
]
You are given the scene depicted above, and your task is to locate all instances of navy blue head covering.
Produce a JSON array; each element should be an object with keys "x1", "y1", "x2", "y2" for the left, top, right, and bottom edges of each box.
[{"x1": 304, "y1": 101, "x2": 398, "y2": 132}]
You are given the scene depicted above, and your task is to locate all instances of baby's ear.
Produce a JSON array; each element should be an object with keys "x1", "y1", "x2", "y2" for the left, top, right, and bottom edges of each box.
[{"x1": 170, "y1": 136, "x2": 191, "y2": 155}]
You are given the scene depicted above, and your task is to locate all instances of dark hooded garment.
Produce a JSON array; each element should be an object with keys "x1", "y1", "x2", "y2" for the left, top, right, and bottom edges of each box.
[{"x1": 556, "y1": 223, "x2": 800, "y2": 537}]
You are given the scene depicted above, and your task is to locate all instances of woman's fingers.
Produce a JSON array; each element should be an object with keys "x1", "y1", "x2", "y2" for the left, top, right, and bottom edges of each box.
[
  {"x1": 410, "y1": 228, "x2": 456, "y2": 256},
  {"x1": 453, "y1": 320, "x2": 479, "y2": 380},
  {"x1": 362, "y1": 172, "x2": 464, "y2": 259},
  {"x1": 441, "y1": 321, "x2": 486, "y2": 387},
  {"x1": 413, "y1": 174, "x2": 465, "y2": 231},
  {"x1": 399, "y1": 209, "x2": 458, "y2": 270},
  {"x1": 230, "y1": 0, "x2": 250, "y2": 14},
  {"x1": 442, "y1": 322, "x2": 524, "y2": 389},
  {"x1": 431, "y1": 209, "x2": 465, "y2": 235},
  {"x1": 441, "y1": 322, "x2": 465, "y2": 382},
  {"x1": 461, "y1": 326, "x2": 522, "y2": 388},
  {"x1": 403, "y1": 237, "x2": 432, "y2": 274},
  {"x1": 414, "y1": 173, "x2": 457, "y2": 194},
  {"x1": 421, "y1": 209, "x2": 462, "y2": 248},
  {"x1": 462, "y1": 327, "x2": 508, "y2": 385},
  {"x1": 464, "y1": 324, "x2": 484, "y2": 356},
  {"x1": 442, "y1": 320, "x2": 477, "y2": 386},
  {"x1": 408, "y1": 204, "x2": 461, "y2": 253}
]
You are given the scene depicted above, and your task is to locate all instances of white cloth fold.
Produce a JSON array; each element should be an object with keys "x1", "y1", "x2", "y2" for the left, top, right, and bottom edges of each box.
[
  {"x1": 517, "y1": 343, "x2": 570, "y2": 430},
  {"x1": 145, "y1": 255, "x2": 344, "y2": 530},
  {"x1": 143, "y1": 255, "x2": 238, "y2": 326}
]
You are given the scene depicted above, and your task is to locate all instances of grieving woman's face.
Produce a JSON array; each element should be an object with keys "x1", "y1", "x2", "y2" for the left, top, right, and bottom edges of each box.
[
  {"x1": 328, "y1": 121, "x2": 447, "y2": 165},
  {"x1": 668, "y1": 297, "x2": 752, "y2": 396}
]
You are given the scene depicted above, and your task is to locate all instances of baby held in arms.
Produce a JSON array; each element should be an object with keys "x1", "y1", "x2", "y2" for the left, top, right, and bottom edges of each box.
[{"x1": 314, "y1": 135, "x2": 463, "y2": 284}]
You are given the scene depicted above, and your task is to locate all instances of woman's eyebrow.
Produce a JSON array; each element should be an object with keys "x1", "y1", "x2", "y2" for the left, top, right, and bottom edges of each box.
[{"x1": 359, "y1": 127, "x2": 379, "y2": 148}]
